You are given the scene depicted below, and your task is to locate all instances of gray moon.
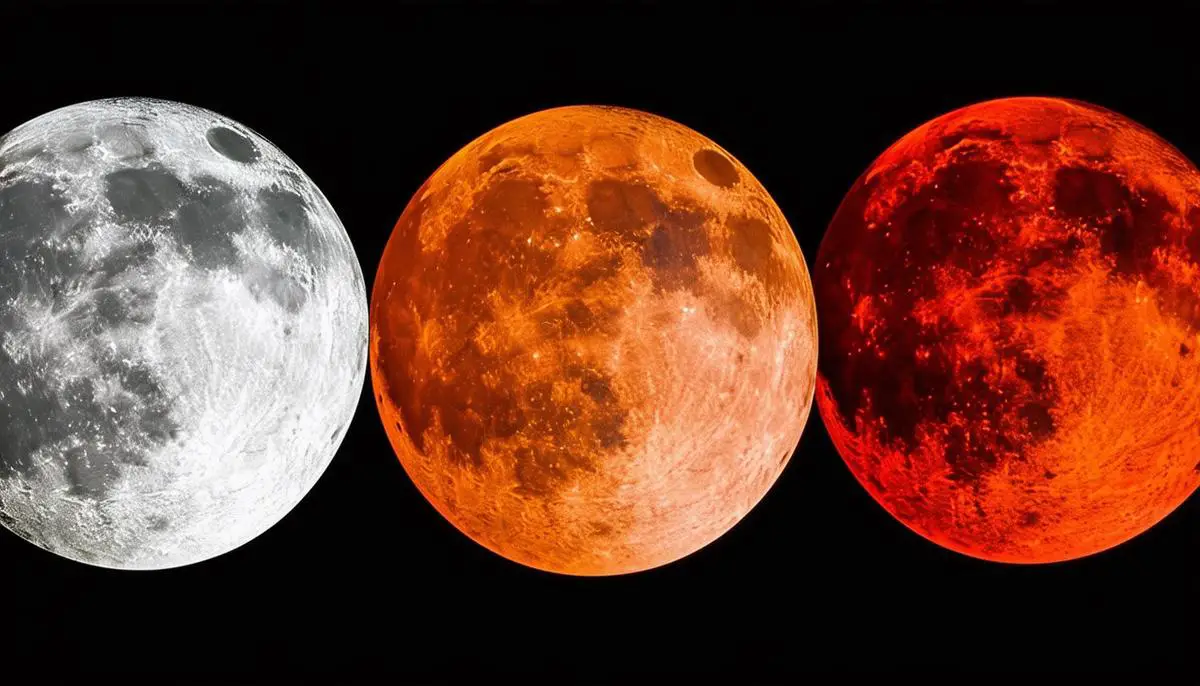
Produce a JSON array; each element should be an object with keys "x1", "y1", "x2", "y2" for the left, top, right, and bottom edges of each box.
[{"x1": 0, "y1": 98, "x2": 367, "y2": 569}]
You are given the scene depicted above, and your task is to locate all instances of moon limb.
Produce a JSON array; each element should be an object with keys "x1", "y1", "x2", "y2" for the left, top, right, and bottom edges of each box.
[
  {"x1": 815, "y1": 97, "x2": 1200, "y2": 563},
  {"x1": 0, "y1": 98, "x2": 366, "y2": 569},
  {"x1": 372, "y1": 106, "x2": 817, "y2": 575}
]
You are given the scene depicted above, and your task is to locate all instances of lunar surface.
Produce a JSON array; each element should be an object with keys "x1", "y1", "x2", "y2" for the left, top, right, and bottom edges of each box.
[
  {"x1": 371, "y1": 106, "x2": 816, "y2": 576},
  {"x1": 816, "y1": 97, "x2": 1200, "y2": 563},
  {"x1": 0, "y1": 98, "x2": 366, "y2": 569}
]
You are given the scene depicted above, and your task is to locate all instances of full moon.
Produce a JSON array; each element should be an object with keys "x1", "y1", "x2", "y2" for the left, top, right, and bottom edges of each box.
[
  {"x1": 0, "y1": 98, "x2": 367, "y2": 569},
  {"x1": 816, "y1": 97, "x2": 1200, "y2": 563},
  {"x1": 371, "y1": 106, "x2": 816, "y2": 575}
]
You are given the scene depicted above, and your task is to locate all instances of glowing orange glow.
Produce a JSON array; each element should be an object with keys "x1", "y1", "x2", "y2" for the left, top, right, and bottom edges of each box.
[
  {"x1": 816, "y1": 97, "x2": 1200, "y2": 563},
  {"x1": 371, "y1": 106, "x2": 816, "y2": 575}
]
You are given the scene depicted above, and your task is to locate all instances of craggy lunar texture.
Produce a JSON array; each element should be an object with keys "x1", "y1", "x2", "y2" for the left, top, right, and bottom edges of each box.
[
  {"x1": 816, "y1": 97, "x2": 1200, "y2": 563},
  {"x1": 0, "y1": 99, "x2": 366, "y2": 569},
  {"x1": 372, "y1": 106, "x2": 816, "y2": 575}
]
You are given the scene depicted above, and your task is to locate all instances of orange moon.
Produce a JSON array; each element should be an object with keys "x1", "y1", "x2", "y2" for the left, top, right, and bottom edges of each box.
[
  {"x1": 816, "y1": 97, "x2": 1200, "y2": 563},
  {"x1": 370, "y1": 106, "x2": 816, "y2": 575}
]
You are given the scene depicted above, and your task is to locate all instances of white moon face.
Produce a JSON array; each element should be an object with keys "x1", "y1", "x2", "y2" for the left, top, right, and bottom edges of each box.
[{"x1": 0, "y1": 98, "x2": 367, "y2": 569}]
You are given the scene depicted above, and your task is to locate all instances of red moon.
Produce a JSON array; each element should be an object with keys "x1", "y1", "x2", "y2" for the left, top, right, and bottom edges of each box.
[
  {"x1": 816, "y1": 97, "x2": 1200, "y2": 563},
  {"x1": 371, "y1": 106, "x2": 816, "y2": 575}
]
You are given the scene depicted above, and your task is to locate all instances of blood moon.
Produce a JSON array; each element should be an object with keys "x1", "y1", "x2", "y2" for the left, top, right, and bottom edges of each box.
[
  {"x1": 816, "y1": 97, "x2": 1200, "y2": 563},
  {"x1": 371, "y1": 106, "x2": 816, "y2": 575}
]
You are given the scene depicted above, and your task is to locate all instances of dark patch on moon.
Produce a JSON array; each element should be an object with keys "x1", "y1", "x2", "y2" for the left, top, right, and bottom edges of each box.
[
  {"x1": 105, "y1": 166, "x2": 185, "y2": 222},
  {"x1": 1053, "y1": 166, "x2": 1173, "y2": 278},
  {"x1": 0, "y1": 178, "x2": 70, "y2": 245},
  {"x1": 0, "y1": 340, "x2": 179, "y2": 498},
  {"x1": 1005, "y1": 277, "x2": 1036, "y2": 314},
  {"x1": 206, "y1": 126, "x2": 261, "y2": 163},
  {"x1": 29, "y1": 241, "x2": 85, "y2": 310},
  {"x1": 563, "y1": 299, "x2": 596, "y2": 331},
  {"x1": 572, "y1": 251, "x2": 622, "y2": 289},
  {"x1": 588, "y1": 520, "x2": 614, "y2": 537},
  {"x1": 0, "y1": 179, "x2": 78, "y2": 308},
  {"x1": 584, "y1": 178, "x2": 712, "y2": 291},
  {"x1": 640, "y1": 212, "x2": 711, "y2": 292},
  {"x1": 244, "y1": 261, "x2": 309, "y2": 312},
  {"x1": 512, "y1": 444, "x2": 593, "y2": 497},
  {"x1": 1018, "y1": 401, "x2": 1055, "y2": 438},
  {"x1": 728, "y1": 215, "x2": 774, "y2": 275},
  {"x1": 115, "y1": 360, "x2": 161, "y2": 398},
  {"x1": 264, "y1": 272, "x2": 308, "y2": 311},
  {"x1": 257, "y1": 185, "x2": 311, "y2": 251},
  {"x1": 587, "y1": 178, "x2": 665, "y2": 234},
  {"x1": 470, "y1": 177, "x2": 549, "y2": 239},
  {"x1": 139, "y1": 404, "x2": 178, "y2": 443},
  {"x1": 1053, "y1": 166, "x2": 1127, "y2": 221},
  {"x1": 0, "y1": 362, "x2": 62, "y2": 476},
  {"x1": 707, "y1": 289, "x2": 764, "y2": 339},
  {"x1": 125, "y1": 286, "x2": 156, "y2": 324},
  {"x1": 0, "y1": 163, "x2": 181, "y2": 499},
  {"x1": 591, "y1": 412, "x2": 628, "y2": 451},
  {"x1": 816, "y1": 147, "x2": 1066, "y2": 487},
  {"x1": 176, "y1": 176, "x2": 244, "y2": 269},
  {"x1": 93, "y1": 290, "x2": 128, "y2": 326},
  {"x1": 63, "y1": 446, "x2": 121, "y2": 498},
  {"x1": 725, "y1": 214, "x2": 800, "y2": 317},
  {"x1": 379, "y1": 171, "x2": 644, "y2": 498}
]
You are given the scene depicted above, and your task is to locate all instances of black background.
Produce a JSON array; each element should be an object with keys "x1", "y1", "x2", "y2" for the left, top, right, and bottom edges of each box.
[{"x1": 1, "y1": 1, "x2": 1197, "y2": 679}]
